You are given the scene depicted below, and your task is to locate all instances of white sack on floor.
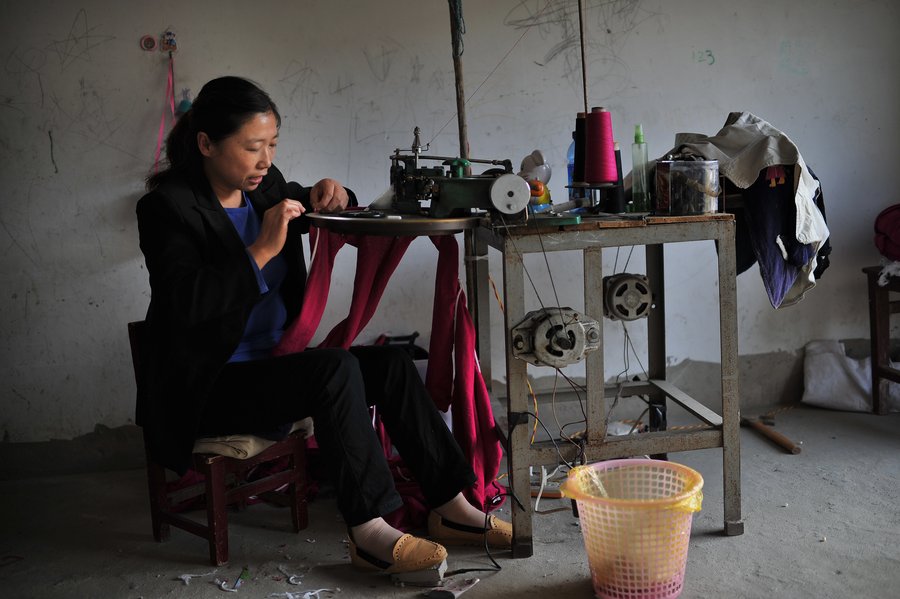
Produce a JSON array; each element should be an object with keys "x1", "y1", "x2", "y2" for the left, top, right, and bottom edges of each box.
[{"x1": 801, "y1": 339, "x2": 900, "y2": 412}]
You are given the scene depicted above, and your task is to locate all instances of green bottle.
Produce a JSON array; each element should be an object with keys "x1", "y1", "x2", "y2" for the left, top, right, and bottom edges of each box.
[{"x1": 630, "y1": 124, "x2": 650, "y2": 212}]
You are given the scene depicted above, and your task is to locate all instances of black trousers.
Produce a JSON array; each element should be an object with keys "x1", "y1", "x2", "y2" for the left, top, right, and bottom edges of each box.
[{"x1": 198, "y1": 346, "x2": 476, "y2": 527}]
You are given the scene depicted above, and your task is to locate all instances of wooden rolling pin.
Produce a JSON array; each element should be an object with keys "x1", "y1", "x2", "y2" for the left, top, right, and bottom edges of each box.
[{"x1": 741, "y1": 417, "x2": 801, "y2": 454}]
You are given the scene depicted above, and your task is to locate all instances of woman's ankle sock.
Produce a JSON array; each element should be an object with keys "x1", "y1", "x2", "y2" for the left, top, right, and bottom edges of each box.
[{"x1": 350, "y1": 517, "x2": 404, "y2": 563}]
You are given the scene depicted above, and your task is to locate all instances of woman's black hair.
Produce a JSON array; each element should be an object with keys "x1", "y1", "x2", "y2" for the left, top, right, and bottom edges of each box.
[{"x1": 146, "y1": 76, "x2": 281, "y2": 190}]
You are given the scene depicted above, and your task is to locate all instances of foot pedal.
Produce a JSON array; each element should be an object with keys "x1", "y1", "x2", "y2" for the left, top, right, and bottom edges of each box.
[{"x1": 391, "y1": 559, "x2": 448, "y2": 587}]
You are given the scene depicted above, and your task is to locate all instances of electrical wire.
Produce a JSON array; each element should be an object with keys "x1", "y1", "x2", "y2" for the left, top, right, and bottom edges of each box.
[
  {"x1": 497, "y1": 215, "x2": 551, "y2": 312},
  {"x1": 533, "y1": 464, "x2": 570, "y2": 515},
  {"x1": 628, "y1": 407, "x2": 650, "y2": 435},
  {"x1": 535, "y1": 230, "x2": 578, "y2": 336},
  {"x1": 526, "y1": 378, "x2": 540, "y2": 443},
  {"x1": 429, "y1": 0, "x2": 556, "y2": 147},
  {"x1": 523, "y1": 410, "x2": 577, "y2": 470},
  {"x1": 612, "y1": 244, "x2": 636, "y2": 276},
  {"x1": 621, "y1": 321, "x2": 648, "y2": 381},
  {"x1": 487, "y1": 274, "x2": 504, "y2": 313},
  {"x1": 444, "y1": 490, "x2": 526, "y2": 576},
  {"x1": 489, "y1": 270, "x2": 541, "y2": 444},
  {"x1": 496, "y1": 214, "x2": 584, "y2": 451},
  {"x1": 444, "y1": 504, "x2": 501, "y2": 576}
]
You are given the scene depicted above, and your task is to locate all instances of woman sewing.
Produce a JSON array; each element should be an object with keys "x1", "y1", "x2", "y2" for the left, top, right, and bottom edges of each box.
[{"x1": 137, "y1": 76, "x2": 510, "y2": 573}]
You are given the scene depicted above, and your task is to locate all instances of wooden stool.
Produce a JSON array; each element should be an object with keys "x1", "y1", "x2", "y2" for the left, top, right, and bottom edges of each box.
[
  {"x1": 863, "y1": 266, "x2": 900, "y2": 414},
  {"x1": 129, "y1": 320, "x2": 309, "y2": 565},
  {"x1": 142, "y1": 433, "x2": 308, "y2": 566}
]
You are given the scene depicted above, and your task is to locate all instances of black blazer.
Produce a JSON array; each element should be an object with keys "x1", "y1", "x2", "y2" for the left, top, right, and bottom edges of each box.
[{"x1": 135, "y1": 165, "x2": 351, "y2": 474}]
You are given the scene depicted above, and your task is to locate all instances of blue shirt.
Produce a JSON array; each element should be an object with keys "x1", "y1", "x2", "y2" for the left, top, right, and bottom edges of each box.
[{"x1": 224, "y1": 196, "x2": 288, "y2": 362}]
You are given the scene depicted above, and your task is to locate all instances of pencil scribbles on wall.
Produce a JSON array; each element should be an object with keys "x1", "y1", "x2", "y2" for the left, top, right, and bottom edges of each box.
[
  {"x1": 0, "y1": 93, "x2": 28, "y2": 117},
  {"x1": 43, "y1": 77, "x2": 135, "y2": 161},
  {"x1": 75, "y1": 78, "x2": 122, "y2": 143},
  {"x1": 279, "y1": 60, "x2": 321, "y2": 117},
  {"x1": 47, "y1": 9, "x2": 115, "y2": 71},
  {"x1": 429, "y1": 69, "x2": 447, "y2": 93},
  {"x1": 0, "y1": 181, "x2": 40, "y2": 268},
  {"x1": 48, "y1": 131, "x2": 58, "y2": 173},
  {"x1": 353, "y1": 100, "x2": 388, "y2": 144},
  {"x1": 410, "y1": 55, "x2": 425, "y2": 84},
  {"x1": 503, "y1": 0, "x2": 661, "y2": 101},
  {"x1": 692, "y1": 49, "x2": 715, "y2": 66},
  {"x1": 4, "y1": 47, "x2": 48, "y2": 111},
  {"x1": 362, "y1": 38, "x2": 403, "y2": 83},
  {"x1": 331, "y1": 76, "x2": 354, "y2": 96},
  {"x1": 1, "y1": 8, "x2": 129, "y2": 167}
]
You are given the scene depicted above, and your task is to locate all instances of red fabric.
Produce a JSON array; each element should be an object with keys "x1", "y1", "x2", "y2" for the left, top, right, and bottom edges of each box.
[
  {"x1": 426, "y1": 235, "x2": 504, "y2": 510},
  {"x1": 273, "y1": 228, "x2": 503, "y2": 524},
  {"x1": 875, "y1": 204, "x2": 900, "y2": 262},
  {"x1": 272, "y1": 227, "x2": 341, "y2": 355},
  {"x1": 273, "y1": 228, "x2": 414, "y2": 354},
  {"x1": 319, "y1": 234, "x2": 415, "y2": 348},
  {"x1": 424, "y1": 236, "x2": 460, "y2": 411}
]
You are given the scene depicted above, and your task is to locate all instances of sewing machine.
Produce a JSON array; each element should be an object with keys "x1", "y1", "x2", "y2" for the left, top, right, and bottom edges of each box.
[{"x1": 389, "y1": 128, "x2": 531, "y2": 220}]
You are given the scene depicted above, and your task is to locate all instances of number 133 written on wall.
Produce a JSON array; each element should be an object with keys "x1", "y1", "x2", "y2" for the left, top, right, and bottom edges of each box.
[{"x1": 692, "y1": 49, "x2": 715, "y2": 65}]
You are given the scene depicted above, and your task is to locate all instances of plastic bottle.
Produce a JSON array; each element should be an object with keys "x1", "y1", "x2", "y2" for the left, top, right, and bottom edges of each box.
[
  {"x1": 567, "y1": 132, "x2": 576, "y2": 199},
  {"x1": 630, "y1": 124, "x2": 650, "y2": 212}
]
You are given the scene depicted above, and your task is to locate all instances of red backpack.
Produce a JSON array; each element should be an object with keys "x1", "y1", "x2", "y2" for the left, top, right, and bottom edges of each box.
[{"x1": 875, "y1": 204, "x2": 900, "y2": 261}]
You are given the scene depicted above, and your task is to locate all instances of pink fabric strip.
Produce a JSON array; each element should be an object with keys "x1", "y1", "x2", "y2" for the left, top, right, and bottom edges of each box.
[
  {"x1": 427, "y1": 235, "x2": 503, "y2": 509},
  {"x1": 318, "y1": 234, "x2": 414, "y2": 348},
  {"x1": 272, "y1": 227, "x2": 345, "y2": 355},
  {"x1": 273, "y1": 229, "x2": 414, "y2": 354},
  {"x1": 152, "y1": 56, "x2": 176, "y2": 173}
]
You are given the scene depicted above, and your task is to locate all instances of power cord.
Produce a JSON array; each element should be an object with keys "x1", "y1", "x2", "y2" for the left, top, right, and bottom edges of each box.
[{"x1": 444, "y1": 490, "x2": 525, "y2": 576}]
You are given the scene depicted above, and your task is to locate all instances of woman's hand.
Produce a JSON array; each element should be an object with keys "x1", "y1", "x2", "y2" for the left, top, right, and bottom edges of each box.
[
  {"x1": 310, "y1": 178, "x2": 349, "y2": 213},
  {"x1": 248, "y1": 199, "x2": 305, "y2": 269}
]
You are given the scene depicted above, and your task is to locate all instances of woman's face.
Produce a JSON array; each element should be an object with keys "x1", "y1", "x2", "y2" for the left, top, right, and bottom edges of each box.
[{"x1": 198, "y1": 110, "x2": 279, "y2": 202}]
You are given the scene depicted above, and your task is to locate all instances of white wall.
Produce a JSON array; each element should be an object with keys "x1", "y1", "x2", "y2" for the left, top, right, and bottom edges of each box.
[{"x1": 1, "y1": 0, "x2": 897, "y2": 442}]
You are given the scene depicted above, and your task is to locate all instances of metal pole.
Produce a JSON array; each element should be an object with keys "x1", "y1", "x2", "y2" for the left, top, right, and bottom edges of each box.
[
  {"x1": 578, "y1": 0, "x2": 588, "y2": 113},
  {"x1": 448, "y1": 0, "x2": 469, "y2": 160}
]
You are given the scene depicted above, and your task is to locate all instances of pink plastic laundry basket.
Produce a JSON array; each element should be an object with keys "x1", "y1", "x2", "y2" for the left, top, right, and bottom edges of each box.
[{"x1": 560, "y1": 459, "x2": 704, "y2": 599}]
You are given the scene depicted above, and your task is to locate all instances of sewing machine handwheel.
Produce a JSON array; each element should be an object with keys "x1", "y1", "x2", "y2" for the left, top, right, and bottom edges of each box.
[{"x1": 490, "y1": 174, "x2": 531, "y2": 215}]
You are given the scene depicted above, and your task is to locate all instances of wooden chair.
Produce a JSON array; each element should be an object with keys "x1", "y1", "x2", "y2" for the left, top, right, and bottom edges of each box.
[
  {"x1": 128, "y1": 321, "x2": 309, "y2": 565},
  {"x1": 863, "y1": 267, "x2": 900, "y2": 415}
]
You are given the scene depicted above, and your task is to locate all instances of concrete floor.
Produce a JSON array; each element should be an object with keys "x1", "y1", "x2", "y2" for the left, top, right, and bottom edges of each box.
[{"x1": 1, "y1": 405, "x2": 898, "y2": 599}]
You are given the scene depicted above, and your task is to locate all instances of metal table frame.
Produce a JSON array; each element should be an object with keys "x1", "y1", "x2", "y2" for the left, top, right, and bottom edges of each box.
[{"x1": 467, "y1": 214, "x2": 745, "y2": 558}]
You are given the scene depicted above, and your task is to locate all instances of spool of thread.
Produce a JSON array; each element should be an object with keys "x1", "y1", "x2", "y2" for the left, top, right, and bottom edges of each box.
[
  {"x1": 573, "y1": 112, "x2": 587, "y2": 184},
  {"x1": 585, "y1": 107, "x2": 617, "y2": 184}
]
